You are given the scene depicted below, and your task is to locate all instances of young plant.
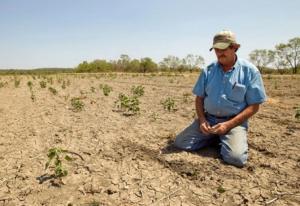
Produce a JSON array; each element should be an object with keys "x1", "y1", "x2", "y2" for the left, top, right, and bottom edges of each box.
[
  {"x1": 71, "y1": 97, "x2": 84, "y2": 112},
  {"x1": 61, "y1": 81, "x2": 66, "y2": 89},
  {"x1": 149, "y1": 112, "x2": 159, "y2": 122},
  {"x1": 47, "y1": 77, "x2": 53, "y2": 85},
  {"x1": 30, "y1": 92, "x2": 36, "y2": 102},
  {"x1": 14, "y1": 78, "x2": 21, "y2": 88},
  {"x1": 40, "y1": 81, "x2": 47, "y2": 88},
  {"x1": 27, "y1": 81, "x2": 33, "y2": 90},
  {"x1": 115, "y1": 93, "x2": 140, "y2": 115},
  {"x1": 161, "y1": 97, "x2": 177, "y2": 112},
  {"x1": 131, "y1": 85, "x2": 145, "y2": 97},
  {"x1": 66, "y1": 79, "x2": 71, "y2": 86},
  {"x1": 48, "y1": 87, "x2": 58, "y2": 95},
  {"x1": 90, "y1": 86, "x2": 96, "y2": 93},
  {"x1": 182, "y1": 92, "x2": 191, "y2": 103},
  {"x1": 0, "y1": 82, "x2": 5, "y2": 88},
  {"x1": 45, "y1": 147, "x2": 72, "y2": 178},
  {"x1": 217, "y1": 186, "x2": 226, "y2": 193},
  {"x1": 103, "y1": 84, "x2": 113, "y2": 96}
]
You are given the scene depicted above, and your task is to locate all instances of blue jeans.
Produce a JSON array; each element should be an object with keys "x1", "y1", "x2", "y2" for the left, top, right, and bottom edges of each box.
[{"x1": 174, "y1": 116, "x2": 248, "y2": 167}]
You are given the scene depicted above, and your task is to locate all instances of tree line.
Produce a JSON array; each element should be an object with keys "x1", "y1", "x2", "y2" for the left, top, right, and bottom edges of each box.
[
  {"x1": 249, "y1": 37, "x2": 300, "y2": 74},
  {"x1": 75, "y1": 54, "x2": 205, "y2": 73},
  {"x1": 0, "y1": 37, "x2": 298, "y2": 75},
  {"x1": 76, "y1": 36, "x2": 299, "y2": 74}
]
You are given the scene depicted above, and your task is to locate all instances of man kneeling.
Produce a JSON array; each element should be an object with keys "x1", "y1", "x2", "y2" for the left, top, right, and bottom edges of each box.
[{"x1": 174, "y1": 30, "x2": 267, "y2": 167}]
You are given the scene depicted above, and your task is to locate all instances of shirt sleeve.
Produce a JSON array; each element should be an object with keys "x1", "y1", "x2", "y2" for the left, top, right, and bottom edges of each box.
[
  {"x1": 192, "y1": 70, "x2": 206, "y2": 97},
  {"x1": 245, "y1": 71, "x2": 267, "y2": 105}
]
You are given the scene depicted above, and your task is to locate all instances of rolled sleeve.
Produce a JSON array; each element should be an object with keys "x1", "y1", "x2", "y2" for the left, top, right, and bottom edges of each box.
[
  {"x1": 192, "y1": 71, "x2": 206, "y2": 97},
  {"x1": 246, "y1": 71, "x2": 267, "y2": 105}
]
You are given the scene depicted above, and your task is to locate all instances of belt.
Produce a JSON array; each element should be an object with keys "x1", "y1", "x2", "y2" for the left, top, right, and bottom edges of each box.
[{"x1": 206, "y1": 113, "x2": 235, "y2": 119}]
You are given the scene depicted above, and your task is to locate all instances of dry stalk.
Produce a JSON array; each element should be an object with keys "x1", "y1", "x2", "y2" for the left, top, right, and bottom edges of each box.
[{"x1": 148, "y1": 187, "x2": 181, "y2": 206}]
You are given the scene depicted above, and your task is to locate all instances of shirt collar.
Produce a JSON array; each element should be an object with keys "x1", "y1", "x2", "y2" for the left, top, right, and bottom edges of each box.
[{"x1": 217, "y1": 55, "x2": 240, "y2": 73}]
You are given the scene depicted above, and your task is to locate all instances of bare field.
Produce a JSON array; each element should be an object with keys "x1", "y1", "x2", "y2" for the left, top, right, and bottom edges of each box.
[{"x1": 0, "y1": 73, "x2": 299, "y2": 206}]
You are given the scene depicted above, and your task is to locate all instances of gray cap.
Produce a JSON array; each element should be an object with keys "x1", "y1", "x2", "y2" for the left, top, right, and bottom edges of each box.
[{"x1": 209, "y1": 30, "x2": 240, "y2": 51}]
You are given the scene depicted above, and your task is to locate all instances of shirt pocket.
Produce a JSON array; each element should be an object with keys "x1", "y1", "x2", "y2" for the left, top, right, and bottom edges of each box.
[{"x1": 227, "y1": 83, "x2": 246, "y2": 103}]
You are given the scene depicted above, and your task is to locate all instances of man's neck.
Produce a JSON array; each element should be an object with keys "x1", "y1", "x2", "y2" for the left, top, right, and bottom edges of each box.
[{"x1": 220, "y1": 55, "x2": 237, "y2": 72}]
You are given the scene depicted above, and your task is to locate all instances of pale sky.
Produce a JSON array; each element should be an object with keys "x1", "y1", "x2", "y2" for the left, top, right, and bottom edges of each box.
[{"x1": 0, "y1": 0, "x2": 299, "y2": 69}]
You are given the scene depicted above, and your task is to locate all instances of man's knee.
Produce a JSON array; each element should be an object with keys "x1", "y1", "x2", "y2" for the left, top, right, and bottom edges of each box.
[
  {"x1": 221, "y1": 149, "x2": 248, "y2": 167},
  {"x1": 174, "y1": 134, "x2": 193, "y2": 151}
]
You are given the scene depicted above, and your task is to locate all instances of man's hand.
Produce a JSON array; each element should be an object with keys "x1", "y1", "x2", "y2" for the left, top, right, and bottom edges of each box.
[
  {"x1": 208, "y1": 122, "x2": 231, "y2": 135},
  {"x1": 199, "y1": 120, "x2": 212, "y2": 135}
]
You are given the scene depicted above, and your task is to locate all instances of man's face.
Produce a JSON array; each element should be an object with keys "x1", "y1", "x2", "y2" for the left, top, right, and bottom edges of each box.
[{"x1": 214, "y1": 46, "x2": 236, "y2": 66}]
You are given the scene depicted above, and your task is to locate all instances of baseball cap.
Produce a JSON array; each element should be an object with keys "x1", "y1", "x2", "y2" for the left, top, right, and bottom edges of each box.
[{"x1": 209, "y1": 30, "x2": 240, "y2": 51}]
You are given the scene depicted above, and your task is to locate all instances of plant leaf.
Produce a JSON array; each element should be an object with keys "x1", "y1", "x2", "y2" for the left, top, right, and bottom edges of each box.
[{"x1": 65, "y1": 155, "x2": 73, "y2": 161}]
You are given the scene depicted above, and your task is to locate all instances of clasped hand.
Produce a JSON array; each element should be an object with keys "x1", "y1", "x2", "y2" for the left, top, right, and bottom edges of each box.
[{"x1": 200, "y1": 120, "x2": 230, "y2": 135}]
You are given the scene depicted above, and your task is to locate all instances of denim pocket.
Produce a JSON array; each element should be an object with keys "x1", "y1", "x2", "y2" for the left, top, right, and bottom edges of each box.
[{"x1": 228, "y1": 83, "x2": 246, "y2": 102}]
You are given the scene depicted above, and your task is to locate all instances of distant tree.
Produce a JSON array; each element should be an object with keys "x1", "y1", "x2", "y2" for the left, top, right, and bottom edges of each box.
[
  {"x1": 140, "y1": 57, "x2": 157, "y2": 73},
  {"x1": 159, "y1": 55, "x2": 182, "y2": 70},
  {"x1": 269, "y1": 37, "x2": 300, "y2": 74},
  {"x1": 270, "y1": 49, "x2": 289, "y2": 73},
  {"x1": 284, "y1": 37, "x2": 300, "y2": 74},
  {"x1": 117, "y1": 54, "x2": 131, "y2": 72},
  {"x1": 249, "y1": 49, "x2": 274, "y2": 73},
  {"x1": 128, "y1": 59, "x2": 141, "y2": 72},
  {"x1": 90, "y1": 59, "x2": 112, "y2": 72},
  {"x1": 76, "y1": 61, "x2": 89, "y2": 72},
  {"x1": 183, "y1": 54, "x2": 205, "y2": 71}
]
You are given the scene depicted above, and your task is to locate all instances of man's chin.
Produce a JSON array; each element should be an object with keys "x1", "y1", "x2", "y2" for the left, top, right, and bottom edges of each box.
[{"x1": 218, "y1": 58, "x2": 227, "y2": 64}]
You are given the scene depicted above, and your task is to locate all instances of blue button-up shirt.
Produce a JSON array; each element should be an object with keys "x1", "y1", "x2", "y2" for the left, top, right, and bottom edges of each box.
[{"x1": 193, "y1": 58, "x2": 267, "y2": 117}]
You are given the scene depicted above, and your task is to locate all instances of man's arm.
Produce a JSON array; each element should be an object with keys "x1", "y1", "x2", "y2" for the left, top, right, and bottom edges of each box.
[
  {"x1": 195, "y1": 96, "x2": 206, "y2": 123},
  {"x1": 211, "y1": 104, "x2": 260, "y2": 135},
  {"x1": 195, "y1": 96, "x2": 212, "y2": 135},
  {"x1": 226, "y1": 104, "x2": 259, "y2": 128}
]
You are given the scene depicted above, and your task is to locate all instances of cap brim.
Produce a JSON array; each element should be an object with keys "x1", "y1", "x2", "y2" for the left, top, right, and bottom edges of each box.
[{"x1": 209, "y1": 42, "x2": 231, "y2": 51}]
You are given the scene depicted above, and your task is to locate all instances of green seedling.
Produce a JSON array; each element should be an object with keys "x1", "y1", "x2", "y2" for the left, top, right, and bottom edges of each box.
[
  {"x1": 131, "y1": 85, "x2": 145, "y2": 97},
  {"x1": 27, "y1": 81, "x2": 33, "y2": 89},
  {"x1": 14, "y1": 78, "x2": 21, "y2": 88},
  {"x1": 103, "y1": 84, "x2": 113, "y2": 96},
  {"x1": 66, "y1": 79, "x2": 71, "y2": 86},
  {"x1": 47, "y1": 77, "x2": 53, "y2": 85},
  {"x1": 0, "y1": 82, "x2": 5, "y2": 88},
  {"x1": 44, "y1": 147, "x2": 85, "y2": 185},
  {"x1": 149, "y1": 112, "x2": 159, "y2": 122},
  {"x1": 71, "y1": 97, "x2": 84, "y2": 112},
  {"x1": 48, "y1": 87, "x2": 58, "y2": 95},
  {"x1": 182, "y1": 92, "x2": 191, "y2": 103},
  {"x1": 161, "y1": 97, "x2": 177, "y2": 112},
  {"x1": 61, "y1": 81, "x2": 66, "y2": 89},
  {"x1": 217, "y1": 186, "x2": 226, "y2": 193},
  {"x1": 40, "y1": 81, "x2": 47, "y2": 88},
  {"x1": 45, "y1": 148, "x2": 72, "y2": 178},
  {"x1": 115, "y1": 93, "x2": 140, "y2": 115},
  {"x1": 90, "y1": 86, "x2": 96, "y2": 93}
]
